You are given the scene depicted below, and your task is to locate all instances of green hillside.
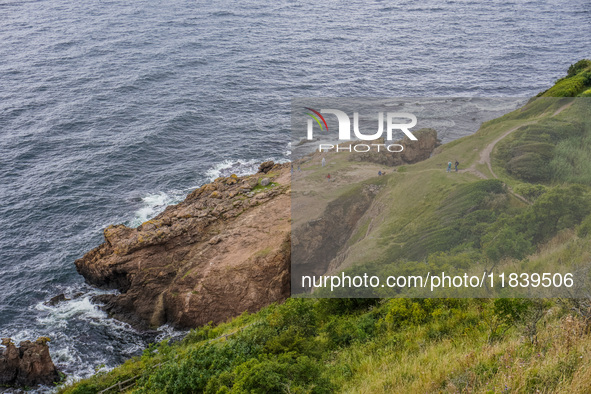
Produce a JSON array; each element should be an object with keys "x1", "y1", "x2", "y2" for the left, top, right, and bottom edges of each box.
[{"x1": 60, "y1": 60, "x2": 591, "y2": 394}]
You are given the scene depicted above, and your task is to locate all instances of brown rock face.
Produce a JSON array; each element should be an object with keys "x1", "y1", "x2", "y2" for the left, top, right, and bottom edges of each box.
[
  {"x1": 258, "y1": 161, "x2": 275, "y2": 174},
  {"x1": 348, "y1": 128, "x2": 440, "y2": 166},
  {"x1": 0, "y1": 338, "x2": 61, "y2": 388},
  {"x1": 75, "y1": 163, "x2": 291, "y2": 329}
]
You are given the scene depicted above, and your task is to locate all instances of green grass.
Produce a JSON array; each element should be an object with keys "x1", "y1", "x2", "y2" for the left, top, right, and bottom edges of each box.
[
  {"x1": 251, "y1": 182, "x2": 278, "y2": 193},
  {"x1": 58, "y1": 60, "x2": 591, "y2": 394},
  {"x1": 58, "y1": 291, "x2": 591, "y2": 393}
]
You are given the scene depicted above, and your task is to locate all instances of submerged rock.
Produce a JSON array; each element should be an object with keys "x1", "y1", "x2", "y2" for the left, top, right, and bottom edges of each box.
[
  {"x1": 0, "y1": 338, "x2": 62, "y2": 388},
  {"x1": 45, "y1": 293, "x2": 68, "y2": 306}
]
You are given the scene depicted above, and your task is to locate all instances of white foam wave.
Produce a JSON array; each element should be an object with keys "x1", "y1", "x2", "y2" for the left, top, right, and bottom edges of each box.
[
  {"x1": 205, "y1": 157, "x2": 288, "y2": 181},
  {"x1": 155, "y1": 324, "x2": 189, "y2": 343},
  {"x1": 0, "y1": 289, "x2": 147, "y2": 389},
  {"x1": 205, "y1": 159, "x2": 262, "y2": 181},
  {"x1": 128, "y1": 190, "x2": 187, "y2": 228},
  {"x1": 36, "y1": 296, "x2": 108, "y2": 329},
  {"x1": 127, "y1": 157, "x2": 290, "y2": 229}
]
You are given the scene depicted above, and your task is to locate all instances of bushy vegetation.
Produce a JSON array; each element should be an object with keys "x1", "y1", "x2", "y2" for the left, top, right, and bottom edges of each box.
[
  {"x1": 381, "y1": 179, "x2": 589, "y2": 269},
  {"x1": 59, "y1": 60, "x2": 591, "y2": 393},
  {"x1": 386, "y1": 179, "x2": 508, "y2": 261},
  {"x1": 495, "y1": 118, "x2": 588, "y2": 183},
  {"x1": 496, "y1": 61, "x2": 591, "y2": 185},
  {"x1": 59, "y1": 295, "x2": 591, "y2": 393},
  {"x1": 539, "y1": 59, "x2": 591, "y2": 97}
]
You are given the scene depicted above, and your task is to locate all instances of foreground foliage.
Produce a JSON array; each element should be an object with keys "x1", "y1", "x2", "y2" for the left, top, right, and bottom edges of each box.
[{"x1": 59, "y1": 294, "x2": 591, "y2": 393}]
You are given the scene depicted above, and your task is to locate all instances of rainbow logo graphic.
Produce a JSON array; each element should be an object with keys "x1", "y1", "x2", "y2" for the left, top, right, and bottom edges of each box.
[{"x1": 304, "y1": 107, "x2": 328, "y2": 132}]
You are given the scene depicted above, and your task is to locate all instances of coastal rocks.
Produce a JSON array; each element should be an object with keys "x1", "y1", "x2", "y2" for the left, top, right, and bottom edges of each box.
[
  {"x1": 45, "y1": 293, "x2": 68, "y2": 306},
  {"x1": 349, "y1": 128, "x2": 441, "y2": 166},
  {"x1": 258, "y1": 161, "x2": 274, "y2": 174},
  {"x1": 0, "y1": 338, "x2": 61, "y2": 388},
  {"x1": 75, "y1": 162, "x2": 291, "y2": 329}
]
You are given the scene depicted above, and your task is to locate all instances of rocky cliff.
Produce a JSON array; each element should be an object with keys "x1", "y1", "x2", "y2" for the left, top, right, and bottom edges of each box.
[
  {"x1": 348, "y1": 128, "x2": 440, "y2": 166},
  {"x1": 75, "y1": 162, "x2": 291, "y2": 329},
  {"x1": 0, "y1": 338, "x2": 61, "y2": 388},
  {"x1": 76, "y1": 133, "x2": 439, "y2": 330}
]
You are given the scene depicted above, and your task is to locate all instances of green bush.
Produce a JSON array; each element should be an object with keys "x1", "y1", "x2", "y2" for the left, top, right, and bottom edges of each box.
[
  {"x1": 380, "y1": 299, "x2": 461, "y2": 331},
  {"x1": 209, "y1": 354, "x2": 334, "y2": 394},
  {"x1": 543, "y1": 75, "x2": 588, "y2": 97},
  {"x1": 529, "y1": 184, "x2": 590, "y2": 242},
  {"x1": 506, "y1": 152, "x2": 552, "y2": 182},
  {"x1": 577, "y1": 214, "x2": 591, "y2": 237},
  {"x1": 135, "y1": 341, "x2": 255, "y2": 393},
  {"x1": 394, "y1": 180, "x2": 507, "y2": 260},
  {"x1": 314, "y1": 298, "x2": 380, "y2": 316},
  {"x1": 322, "y1": 313, "x2": 377, "y2": 347},
  {"x1": 483, "y1": 225, "x2": 532, "y2": 262},
  {"x1": 66, "y1": 383, "x2": 98, "y2": 394},
  {"x1": 479, "y1": 185, "x2": 590, "y2": 262},
  {"x1": 567, "y1": 59, "x2": 591, "y2": 77},
  {"x1": 514, "y1": 184, "x2": 547, "y2": 201}
]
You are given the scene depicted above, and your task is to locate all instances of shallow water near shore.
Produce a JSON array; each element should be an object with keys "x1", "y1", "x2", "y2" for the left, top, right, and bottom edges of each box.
[{"x1": 0, "y1": 0, "x2": 590, "y2": 385}]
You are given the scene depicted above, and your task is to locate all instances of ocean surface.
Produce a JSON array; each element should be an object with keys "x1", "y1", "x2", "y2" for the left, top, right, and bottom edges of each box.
[{"x1": 0, "y1": 0, "x2": 589, "y2": 387}]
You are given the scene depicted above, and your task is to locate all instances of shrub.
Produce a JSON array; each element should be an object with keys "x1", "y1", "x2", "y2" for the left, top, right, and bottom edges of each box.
[
  {"x1": 514, "y1": 184, "x2": 547, "y2": 201},
  {"x1": 315, "y1": 298, "x2": 380, "y2": 316},
  {"x1": 381, "y1": 299, "x2": 459, "y2": 331},
  {"x1": 578, "y1": 214, "x2": 591, "y2": 238},
  {"x1": 322, "y1": 313, "x2": 377, "y2": 347},
  {"x1": 482, "y1": 225, "x2": 532, "y2": 262},
  {"x1": 506, "y1": 152, "x2": 552, "y2": 182},
  {"x1": 135, "y1": 341, "x2": 255, "y2": 393},
  {"x1": 208, "y1": 354, "x2": 334, "y2": 394},
  {"x1": 529, "y1": 184, "x2": 590, "y2": 242},
  {"x1": 567, "y1": 59, "x2": 591, "y2": 77}
]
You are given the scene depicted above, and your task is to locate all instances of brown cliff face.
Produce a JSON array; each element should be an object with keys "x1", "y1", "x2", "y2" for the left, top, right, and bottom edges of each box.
[
  {"x1": 75, "y1": 162, "x2": 291, "y2": 329},
  {"x1": 348, "y1": 128, "x2": 440, "y2": 166},
  {"x1": 0, "y1": 338, "x2": 61, "y2": 388}
]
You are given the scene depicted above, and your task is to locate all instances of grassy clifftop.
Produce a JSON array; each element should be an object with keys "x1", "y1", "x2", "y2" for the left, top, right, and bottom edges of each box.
[
  {"x1": 539, "y1": 59, "x2": 591, "y2": 98},
  {"x1": 60, "y1": 60, "x2": 591, "y2": 393}
]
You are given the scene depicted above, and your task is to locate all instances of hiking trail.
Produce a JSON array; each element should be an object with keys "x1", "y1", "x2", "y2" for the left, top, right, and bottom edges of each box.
[{"x1": 458, "y1": 101, "x2": 573, "y2": 205}]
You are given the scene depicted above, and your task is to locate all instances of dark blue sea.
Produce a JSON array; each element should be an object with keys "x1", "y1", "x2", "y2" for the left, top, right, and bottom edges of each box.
[{"x1": 0, "y1": 0, "x2": 590, "y2": 386}]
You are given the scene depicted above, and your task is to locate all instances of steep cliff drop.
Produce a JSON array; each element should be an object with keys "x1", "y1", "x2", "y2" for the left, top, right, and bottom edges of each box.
[
  {"x1": 0, "y1": 338, "x2": 61, "y2": 388},
  {"x1": 75, "y1": 162, "x2": 291, "y2": 329}
]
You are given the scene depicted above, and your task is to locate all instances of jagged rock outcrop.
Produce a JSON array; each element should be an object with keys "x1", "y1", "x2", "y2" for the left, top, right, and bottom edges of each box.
[
  {"x1": 0, "y1": 338, "x2": 61, "y2": 388},
  {"x1": 348, "y1": 128, "x2": 440, "y2": 166},
  {"x1": 258, "y1": 161, "x2": 275, "y2": 174},
  {"x1": 76, "y1": 163, "x2": 291, "y2": 329}
]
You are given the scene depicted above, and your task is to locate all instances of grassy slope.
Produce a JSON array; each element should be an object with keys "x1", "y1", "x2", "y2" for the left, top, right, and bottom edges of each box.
[{"x1": 59, "y1": 60, "x2": 591, "y2": 394}]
